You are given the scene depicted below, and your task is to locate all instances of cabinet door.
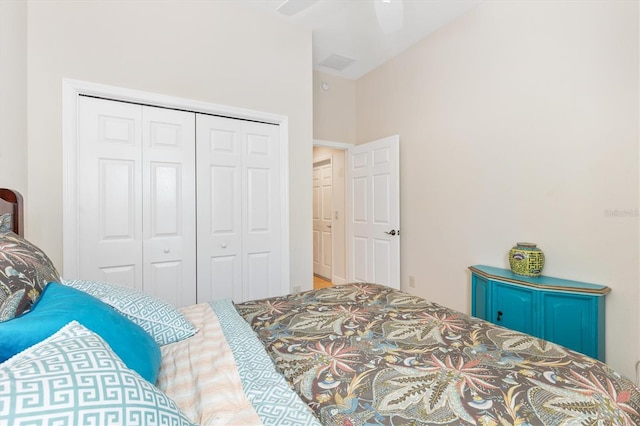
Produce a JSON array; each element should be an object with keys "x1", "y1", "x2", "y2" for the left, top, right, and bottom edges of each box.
[
  {"x1": 493, "y1": 283, "x2": 536, "y2": 336},
  {"x1": 541, "y1": 292, "x2": 602, "y2": 360},
  {"x1": 471, "y1": 274, "x2": 490, "y2": 320}
]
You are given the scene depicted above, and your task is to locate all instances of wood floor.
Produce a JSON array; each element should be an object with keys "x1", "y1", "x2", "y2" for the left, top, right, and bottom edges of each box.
[{"x1": 313, "y1": 275, "x2": 333, "y2": 290}]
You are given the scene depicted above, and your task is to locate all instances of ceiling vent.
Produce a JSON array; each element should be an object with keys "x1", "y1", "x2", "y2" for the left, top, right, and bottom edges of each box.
[{"x1": 318, "y1": 54, "x2": 356, "y2": 71}]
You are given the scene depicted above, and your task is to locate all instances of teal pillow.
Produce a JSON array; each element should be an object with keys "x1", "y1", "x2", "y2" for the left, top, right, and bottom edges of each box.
[
  {"x1": 0, "y1": 321, "x2": 194, "y2": 425},
  {"x1": 0, "y1": 282, "x2": 161, "y2": 383}
]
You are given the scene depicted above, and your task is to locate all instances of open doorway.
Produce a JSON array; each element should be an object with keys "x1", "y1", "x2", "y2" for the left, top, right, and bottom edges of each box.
[
  {"x1": 312, "y1": 141, "x2": 351, "y2": 289},
  {"x1": 313, "y1": 136, "x2": 400, "y2": 290}
]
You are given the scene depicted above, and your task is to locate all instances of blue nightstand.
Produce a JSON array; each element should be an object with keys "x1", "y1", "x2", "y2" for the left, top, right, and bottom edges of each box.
[{"x1": 469, "y1": 265, "x2": 610, "y2": 361}]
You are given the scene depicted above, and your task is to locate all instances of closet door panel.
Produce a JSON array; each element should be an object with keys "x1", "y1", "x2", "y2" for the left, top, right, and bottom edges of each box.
[
  {"x1": 243, "y1": 122, "x2": 281, "y2": 300},
  {"x1": 78, "y1": 97, "x2": 143, "y2": 290},
  {"x1": 196, "y1": 115, "x2": 243, "y2": 302},
  {"x1": 142, "y1": 106, "x2": 196, "y2": 307},
  {"x1": 205, "y1": 256, "x2": 238, "y2": 300},
  {"x1": 150, "y1": 261, "x2": 183, "y2": 306},
  {"x1": 247, "y1": 252, "x2": 270, "y2": 301}
]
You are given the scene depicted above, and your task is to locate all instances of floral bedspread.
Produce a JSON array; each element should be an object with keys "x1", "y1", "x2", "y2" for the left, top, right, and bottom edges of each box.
[{"x1": 235, "y1": 283, "x2": 640, "y2": 425}]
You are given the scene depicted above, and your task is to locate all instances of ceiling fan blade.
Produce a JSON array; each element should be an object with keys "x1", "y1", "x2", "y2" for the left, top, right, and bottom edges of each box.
[
  {"x1": 276, "y1": 0, "x2": 320, "y2": 16},
  {"x1": 374, "y1": 0, "x2": 404, "y2": 34}
]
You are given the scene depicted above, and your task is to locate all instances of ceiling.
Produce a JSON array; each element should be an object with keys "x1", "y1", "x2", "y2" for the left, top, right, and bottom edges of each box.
[{"x1": 240, "y1": 0, "x2": 481, "y2": 80}]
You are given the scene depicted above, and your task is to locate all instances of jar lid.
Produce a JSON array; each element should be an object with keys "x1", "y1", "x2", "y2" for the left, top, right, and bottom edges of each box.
[{"x1": 516, "y1": 242, "x2": 537, "y2": 247}]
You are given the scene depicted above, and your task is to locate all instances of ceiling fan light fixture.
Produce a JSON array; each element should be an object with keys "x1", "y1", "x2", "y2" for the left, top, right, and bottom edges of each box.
[
  {"x1": 276, "y1": 0, "x2": 320, "y2": 16},
  {"x1": 375, "y1": 0, "x2": 404, "y2": 34}
]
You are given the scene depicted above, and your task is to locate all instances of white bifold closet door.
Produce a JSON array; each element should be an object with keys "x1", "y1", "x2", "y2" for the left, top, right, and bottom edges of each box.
[
  {"x1": 196, "y1": 115, "x2": 281, "y2": 303},
  {"x1": 76, "y1": 96, "x2": 281, "y2": 307},
  {"x1": 78, "y1": 96, "x2": 196, "y2": 306}
]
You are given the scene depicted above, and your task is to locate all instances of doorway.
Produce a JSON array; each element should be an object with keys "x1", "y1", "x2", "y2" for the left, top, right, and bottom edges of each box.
[
  {"x1": 312, "y1": 135, "x2": 400, "y2": 290},
  {"x1": 312, "y1": 142, "x2": 350, "y2": 288},
  {"x1": 313, "y1": 157, "x2": 333, "y2": 280}
]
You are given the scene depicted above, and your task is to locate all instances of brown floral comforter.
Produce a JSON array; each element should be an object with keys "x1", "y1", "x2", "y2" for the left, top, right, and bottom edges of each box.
[{"x1": 235, "y1": 283, "x2": 640, "y2": 425}]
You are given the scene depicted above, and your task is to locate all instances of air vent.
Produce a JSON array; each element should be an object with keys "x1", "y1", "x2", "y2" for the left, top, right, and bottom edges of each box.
[{"x1": 318, "y1": 54, "x2": 356, "y2": 71}]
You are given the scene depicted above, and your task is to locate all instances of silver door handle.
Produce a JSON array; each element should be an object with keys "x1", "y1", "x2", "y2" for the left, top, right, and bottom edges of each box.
[{"x1": 385, "y1": 229, "x2": 399, "y2": 236}]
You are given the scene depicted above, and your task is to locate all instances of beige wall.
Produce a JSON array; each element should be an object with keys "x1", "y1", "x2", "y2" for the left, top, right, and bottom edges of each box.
[
  {"x1": 313, "y1": 71, "x2": 356, "y2": 144},
  {"x1": 0, "y1": 0, "x2": 28, "y2": 195},
  {"x1": 312, "y1": 71, "x2": 354, "y2": 286},
  {"x1": 356, "y1": 1, "x2": 639, "y2": 378},
  {"x1": 24, "y1": 0, "x2": 314, "y2": 291}
]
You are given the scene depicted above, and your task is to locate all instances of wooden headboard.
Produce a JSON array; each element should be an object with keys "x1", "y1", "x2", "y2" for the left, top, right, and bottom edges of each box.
[{"x1": 0, "y1": 188, "x2": 24, "y2": 236}]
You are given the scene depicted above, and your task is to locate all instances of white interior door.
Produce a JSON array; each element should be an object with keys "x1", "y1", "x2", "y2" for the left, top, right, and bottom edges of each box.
[
  {"x1": 313, "y1": 159, "x2": 333, "y2": 279},
  {"x1": 347, "y1": 135, "x2": 400, "y2": 289},
  {"x1": 196, "y1": 115, "x2": 281, "y2": 303},
  {"x1": 77, "y1": 97, "x2": 196, "y2": 306}
]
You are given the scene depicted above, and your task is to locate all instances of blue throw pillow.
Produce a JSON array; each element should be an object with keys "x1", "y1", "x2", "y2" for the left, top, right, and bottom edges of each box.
[
  {"x1": 0, "y1": 282, "x2": 161, "y2": 383},
  {"x1": 0, "y1": 321, "x2": 194, "y2": 425}
]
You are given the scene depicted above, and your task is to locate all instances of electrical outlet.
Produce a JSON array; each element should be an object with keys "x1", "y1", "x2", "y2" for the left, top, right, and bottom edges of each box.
[
  {"x1": 409, "y1": 275, "x2": 416, "y2": 288},
  {"x1": 292, "y1": 285, "x2": 301, "y2": 293}
]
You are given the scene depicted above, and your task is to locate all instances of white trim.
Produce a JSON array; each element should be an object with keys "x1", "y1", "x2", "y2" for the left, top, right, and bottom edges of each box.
[
  {"x1": 313, "y1": 138, "x2": 354, "y2": 150},
  {"x1": 331, "y1": 276, "x2": 347, "y2": 286},
  {"x1": 62, "y1": 78, "x2": 291, "y2": 296}
]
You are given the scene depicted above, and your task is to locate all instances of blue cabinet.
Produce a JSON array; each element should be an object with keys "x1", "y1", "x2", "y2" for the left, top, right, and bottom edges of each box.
[{"x1": 469, "y1": 265, "x2": 609, "y2": 361}]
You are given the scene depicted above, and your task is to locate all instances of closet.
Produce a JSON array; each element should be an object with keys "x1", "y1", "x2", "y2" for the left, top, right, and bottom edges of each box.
[{"x1": 75, "y1": 96, "x2": 282, "y2": 307}]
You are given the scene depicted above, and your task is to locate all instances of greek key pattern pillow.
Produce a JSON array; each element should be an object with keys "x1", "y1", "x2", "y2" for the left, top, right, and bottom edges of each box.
[
  {"x1": 0, "y1": 321, "x2": 194, "y2": 426},
  {"x1": 62, "y1": 279, "x2": 198, "y2": 346}
]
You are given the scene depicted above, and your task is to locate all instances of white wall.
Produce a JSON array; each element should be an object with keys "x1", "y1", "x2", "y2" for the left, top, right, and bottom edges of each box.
[
  {"x1": 0, "y1": 0, "x2": 27, "y2": 194},
  {"x1": 24, "y1": 1, "x2": 314, "y2": 291},
  {"x1": 356, "y1": 1, "x2": 639, "y2": 379}
]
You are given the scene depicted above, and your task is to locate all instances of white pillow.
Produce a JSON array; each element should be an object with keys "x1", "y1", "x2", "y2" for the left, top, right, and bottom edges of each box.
[
  {"x1": 62, "y1": 279, "x2": 198, "y2": 346},
  {"x1": 0, "y1": 321, "x2": 194, "y2": 425}
]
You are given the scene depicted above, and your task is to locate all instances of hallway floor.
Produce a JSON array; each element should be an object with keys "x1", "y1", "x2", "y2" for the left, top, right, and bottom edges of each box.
[{"x1": 313, "y1": 275, "x2": 333, "y2": 290}]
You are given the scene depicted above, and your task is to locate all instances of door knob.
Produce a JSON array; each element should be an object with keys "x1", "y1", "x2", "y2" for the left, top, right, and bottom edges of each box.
[
  {"x1": 384, "y1": 229, "x2": 399, "y2": 236},
  {"x1": 497, "y1": 311, "x2": 503, "y2": 322}
]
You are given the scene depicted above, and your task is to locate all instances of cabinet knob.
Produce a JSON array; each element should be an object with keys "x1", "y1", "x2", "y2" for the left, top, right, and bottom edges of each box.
[
  {"x1": 164, "y1": 248, "x2": 170, "y2": 253},
  {"x1": 221, "y1": 242, "x2": 227, "y2": 248},
  {"x1": 496, "y1": 310, "x2": 503, "y2": 322}
]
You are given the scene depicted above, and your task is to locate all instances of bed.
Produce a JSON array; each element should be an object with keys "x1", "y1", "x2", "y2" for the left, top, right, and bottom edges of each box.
[{"x1": 1, "y1": 190, "x2": 640, "y2": 425}]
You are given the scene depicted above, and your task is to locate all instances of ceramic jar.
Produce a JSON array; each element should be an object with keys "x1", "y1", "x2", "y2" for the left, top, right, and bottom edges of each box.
[{"x1": 509, "y1": 242, "x2": 545, "y2": 277}]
